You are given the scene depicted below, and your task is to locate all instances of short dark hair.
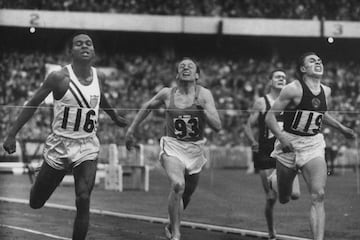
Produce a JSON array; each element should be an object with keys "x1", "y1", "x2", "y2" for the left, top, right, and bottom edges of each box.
[
  {"x1": 296, "y1": 52, "x2": 317, "y2": 80},
  {"x1": 66, "y1": 31, "x2": 93, "y2": 50},
  {"x1": 269, "y1": 68, "x2": 286, "y2": 80},
  {"x1": 177, "y1": 57, "x2": 201, "y2": 77}
]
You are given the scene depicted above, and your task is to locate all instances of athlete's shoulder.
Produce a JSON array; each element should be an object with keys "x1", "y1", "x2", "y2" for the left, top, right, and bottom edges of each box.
[
  {"x1": 47, "y1": 67, "x2": 68, "y2": 80},
  {"x1": 155, "y1": 87, "x2": 172, "y2": 99},
  {"x1": 197, "y1": 85, "x2": 213, "y2": 98},
  {"x1": 159, "y1": 87, "x2": 172, "y2": 94},
  {"x1": 197, "y1": 85, "x2": 209, "y2": 92},
  {"x1": 281, "y1": 80, "x2": 302, "y2": 97},
  {"x1": 44, "y1": 67, "x2": 69, "y2": 88},
  {"x1": 253, "y1": 96, "x2": 266, "y2": 111},
  {"x1": 287, "y1": 79, "x2": 302, "y2": 89}
]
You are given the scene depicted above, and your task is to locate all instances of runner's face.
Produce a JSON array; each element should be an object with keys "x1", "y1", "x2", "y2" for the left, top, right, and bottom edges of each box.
[
  {"x1": 271, "y1": 71, "x2": 287, "y2": 89},
  {"x1": 71, "y1": 34, "x2": 95, "y2": 61},
  {"x1": 177, "y1": 59, "x2": 197, "y2": 82},
  {"x1": 302, "y1": 54, "x2": 323, "y2": 77}
]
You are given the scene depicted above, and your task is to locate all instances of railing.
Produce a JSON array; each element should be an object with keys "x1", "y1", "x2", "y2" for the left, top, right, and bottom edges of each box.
[{"x1": 1, "y1": 9, "x2": 360, "y2": 38}]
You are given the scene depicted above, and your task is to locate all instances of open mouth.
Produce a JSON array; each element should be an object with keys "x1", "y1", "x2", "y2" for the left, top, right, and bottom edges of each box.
[
  {"x1": 81, "y1": 51, "x2": 90, "y2": 56},
  {"x1": 314, "y1": 66, "x2": 322, "y2": 71},
  {"x1": 182, "y1": 71, "x2": 191, "y2": 77}
]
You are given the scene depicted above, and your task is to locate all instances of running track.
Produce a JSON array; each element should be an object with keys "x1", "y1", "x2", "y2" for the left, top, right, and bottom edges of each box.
[{"x1": 0, "y1": 197, "x2": 310, "y2": 240}]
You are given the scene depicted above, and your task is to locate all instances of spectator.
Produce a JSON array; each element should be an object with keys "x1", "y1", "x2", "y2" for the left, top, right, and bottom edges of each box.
[{"x1": 1, "y1": 50, "x2": 360, "y2": 147}]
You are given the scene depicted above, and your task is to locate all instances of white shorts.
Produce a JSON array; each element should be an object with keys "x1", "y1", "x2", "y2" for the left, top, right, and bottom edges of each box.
[
  {"x1": 43, "y1": 133, "x2": 100, "y2": 170},
  {"x1": 271, "y1": 131, "x2": 325, "y2": 170},
  {"x1": 160, "y1": 136, "x2": 207, "y2": 175}
]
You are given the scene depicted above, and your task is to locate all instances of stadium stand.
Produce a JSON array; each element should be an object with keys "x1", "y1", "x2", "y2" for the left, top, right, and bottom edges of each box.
[{"x1": 1, "y1": 0, "x2": 360, "y2": 20}]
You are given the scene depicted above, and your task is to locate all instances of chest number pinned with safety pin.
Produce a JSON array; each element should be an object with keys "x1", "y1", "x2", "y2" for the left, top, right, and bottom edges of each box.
[{"x1": 174, "y1": 115, "x2": 200, "y2": 139}]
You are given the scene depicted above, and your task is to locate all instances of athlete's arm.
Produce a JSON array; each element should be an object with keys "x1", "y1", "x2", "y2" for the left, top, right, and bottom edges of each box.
[
  {"x1": 197, "y1": 88, "x2": 221, "y2": 132},
  {"x1": 244, "y1": 98, "x2": 263, "y2": 151},
  {"x1": 322, "y1": 86, "x2": 355, "y2": 139},
  {"x1": 98, "y1": 72, "x2": 128, "y2": 128},
  {"x1": 3, "y1": 71, "x2": 59, "y2": 154},
  {"x1": 323, "y1": 112, "x2": 355, "y2": 139},
  {"x1": 125, "y1": 88, "x2": 169, "y2": 150},
  {"x1": 265, "y1": 83, "x2": 299, "y2": 152}
]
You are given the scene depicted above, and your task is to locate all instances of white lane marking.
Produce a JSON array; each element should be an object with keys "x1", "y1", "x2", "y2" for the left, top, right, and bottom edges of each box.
[
  {"x1": 0, "y1": 197, "x2": 310, "y2": 240},
  {"x1": 0, "y1": 223, "x2": 71, "y2": 240}
]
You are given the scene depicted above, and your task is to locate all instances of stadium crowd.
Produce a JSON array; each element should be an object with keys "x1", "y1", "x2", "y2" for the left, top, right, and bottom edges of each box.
[
  {"x1": 1, "y1": 51, "x2": 359, "y2": 147},
  {"x1": 1, "y1": 0, "x2": 360, "y2": 20}
]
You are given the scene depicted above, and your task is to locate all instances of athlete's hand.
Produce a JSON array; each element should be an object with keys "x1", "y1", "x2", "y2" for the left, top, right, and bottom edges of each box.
[
  {"x1": 341, "y1": 126, "x2": 356, "y2": 140},
  {"x1": 194, "y1": 98, "x2": 205, "y2": 110},
  {"x1": 278, "y1": 134, "x2": 294, "y2": 153},
  {"x1": 125, "y1": 131, "x2": 135, "y2": 151},
  {"x1": 3, "y1": 135, "x2": 16, "y2": 154},
  {"x1": 251, "y1": 142, "x2": 259, "y2": 152}
]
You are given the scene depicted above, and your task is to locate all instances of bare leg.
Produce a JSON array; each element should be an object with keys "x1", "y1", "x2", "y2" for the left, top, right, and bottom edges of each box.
[
  {"x1": 29, "y1": 161, "x2": 66, "y2": 209},
  {"x1": 276, "y1": 161, "x2": 298, "y2": 204},
  {"x1": 72, "y1": 160, "x2": 97, "y2": 240},
  {"x1": 183, "y1": 172, "x2": 200, "y2": 210},
  {"x1": 161, "y1": 154, "x2": 186, "y2": 240},
  {"x1": 301, "y1": 157, "x2": 327, "y2": 240},
  {"x1": 260, "y1": 169, "x2": 277, "y2": 239},
  {"x1": 291, "y1": 174, "x2": 301, "y2": 200}
]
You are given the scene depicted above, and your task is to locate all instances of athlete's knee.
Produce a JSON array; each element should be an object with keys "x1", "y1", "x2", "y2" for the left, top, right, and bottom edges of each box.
[
  {"x1": 290, "y1": 191, "x2": 301, "y2": 200},
  {"x1": 310, "y1": 188, "x2": 325, "y2": 203},
  {"x1": 279, "y1": 198, "x2": 290, "y2": 204},
  {"x1": 29, "y1": 189, "x2": 45, "y2": 209},
  {"x1": 267, "y1": 197, "x2": 277, "y2": 208},
  {"x1": 29, "y1": 197, "x2": 45, "y2": 209},
  {"x1": 29, "y1": 200, "x2": 45, "y2": 209},
  {"x1": 171, "y1": 180, "x2": 185, "y2": 195},
  {"x1": 267, "y1": 192, "x2": 277, "y2": 204},
  {"x1": 278, "y1": 195, "x2": 290, "y2": 204},
  {"x1": 76, "y1": 192, "x2": 91, "y2": 209},
  {"x1": 76, "y1": 192, "x2": 90, "y2": 203}
]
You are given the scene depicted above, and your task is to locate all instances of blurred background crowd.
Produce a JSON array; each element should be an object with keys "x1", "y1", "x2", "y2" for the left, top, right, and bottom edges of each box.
[
  {"x1": 1, "y1": 0, "x2": 360, "y2": 20},
  {"x1": 1, "y1": 50, "x2": 359, "y2": 148}
]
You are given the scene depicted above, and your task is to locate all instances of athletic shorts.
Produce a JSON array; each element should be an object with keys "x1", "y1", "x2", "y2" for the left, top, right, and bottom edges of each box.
[
  {"x1": 159, "y1": 136, "x2": 207, "y2": 175},
  {"x1": 271, "y1": 131, "x2": 325, "y2": 170},
  {"x1": 253, "y1": 151, "x2": 276, "y2": 170},
  {"x1": 43, "y1": 133, "x2": 100, "y2": 170}
]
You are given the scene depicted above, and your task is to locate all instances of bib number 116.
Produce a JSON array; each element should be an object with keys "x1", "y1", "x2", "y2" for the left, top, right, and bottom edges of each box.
[{"x1": 61, "y1": 107, "x2": 96, "y2": 133}]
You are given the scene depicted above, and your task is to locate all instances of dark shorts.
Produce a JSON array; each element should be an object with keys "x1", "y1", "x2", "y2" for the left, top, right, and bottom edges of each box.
[{"x1": 253, "y1": 151, "x2": 276, "y2": 170}]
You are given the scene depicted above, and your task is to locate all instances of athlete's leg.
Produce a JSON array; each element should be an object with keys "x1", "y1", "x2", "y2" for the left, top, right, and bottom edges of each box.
[
  {"x1": 160, "y1": 154, "x2": 186, "y2": 240},
  {"x1": 182, "y1": 172, "x2": 200, "y2": 210},
  {"x1": 276, "y1": 160, "x2": 298, "y2": 204},
  {"x1": 301, "y1": 157, "x2": 327, "y2": 240},
  {"x1": 72, "y1": 160, "x2": 97, "y2": 240},
  {"x1": 260, "y1": 169, "x2": 277, "y2": 239},
  {"x1": 291, "y1": 174, "x2": 301, "y2": 200},
  {"x1": 29, "y1": 160, "x2": 66, "y2": 209}
]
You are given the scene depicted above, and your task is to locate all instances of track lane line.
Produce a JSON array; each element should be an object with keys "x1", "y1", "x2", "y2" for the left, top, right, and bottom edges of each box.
[
  {"x1": 0, "y1": 223, "x2": 71, "y2": 240},
  {"x1": 0, "y1": 196, "x2": 310, "y2": 240}
]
